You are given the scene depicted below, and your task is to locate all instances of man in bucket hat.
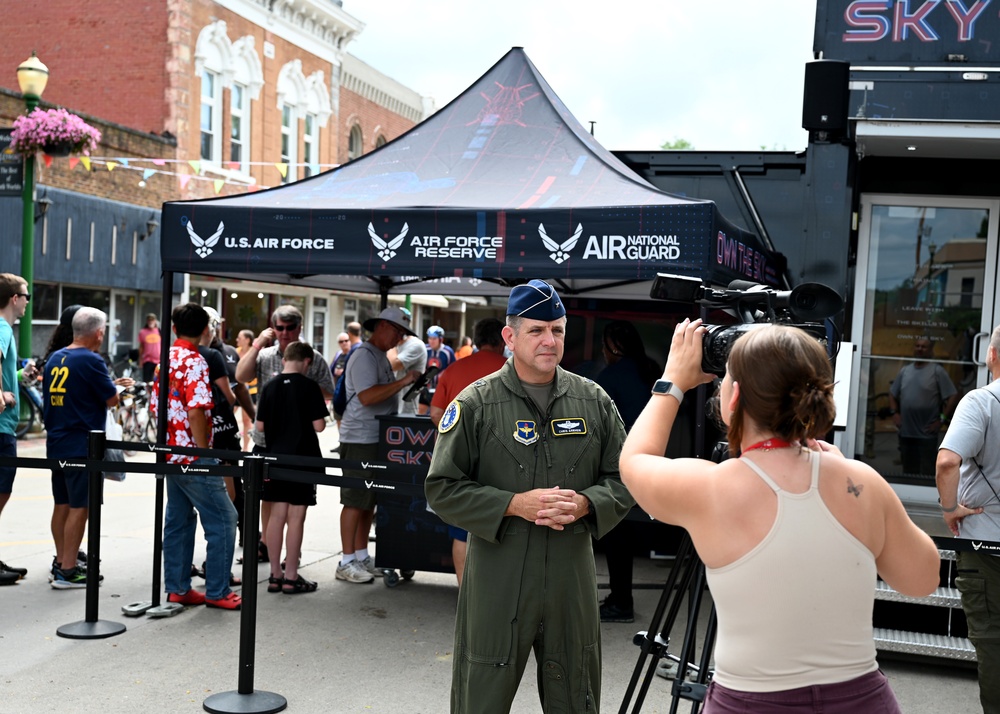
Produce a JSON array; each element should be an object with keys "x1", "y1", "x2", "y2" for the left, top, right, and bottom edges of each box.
[
  {"x1": 426, "y1": 279, "x2": 634, "y2": 712},
  {"x1": 336, "y1": 307, "x2": 422, "y2": 583}
]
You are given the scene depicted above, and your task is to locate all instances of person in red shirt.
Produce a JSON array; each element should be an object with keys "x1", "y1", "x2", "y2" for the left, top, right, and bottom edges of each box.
[
  {"x1": 151, "y1": 303, "x2": 240, "y2": 610},
  {"x1": 138, "y1": 313, "x2": 161, "y2": 384},
  {"x1": 429, "y1": 318, "x2": 507, "y2": 585}
]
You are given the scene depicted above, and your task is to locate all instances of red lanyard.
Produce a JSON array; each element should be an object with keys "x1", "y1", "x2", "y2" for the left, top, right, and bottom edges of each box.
[{"x1": 741, "y1": 438, "x2": 793, "y2": 454}]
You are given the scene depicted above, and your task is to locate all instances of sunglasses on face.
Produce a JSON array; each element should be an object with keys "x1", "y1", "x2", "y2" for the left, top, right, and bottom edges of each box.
[
  {"x1": 273, "y1": 323, "x2": 300, "y2": 332},
  {"x1": 16, "y1": 293, "x2": 30, "y2": 302},
  {"x1": 338, "y1": 339, "x2": 349, "y2": 343}
]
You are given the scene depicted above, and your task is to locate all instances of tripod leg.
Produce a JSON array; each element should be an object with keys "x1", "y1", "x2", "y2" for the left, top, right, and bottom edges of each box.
[
  {"x1": 619, "y1": 535, "x2": 701, "y2": 714},
  {"x1": 669, "y1": 559, "x2": 712, "y2": 714}
]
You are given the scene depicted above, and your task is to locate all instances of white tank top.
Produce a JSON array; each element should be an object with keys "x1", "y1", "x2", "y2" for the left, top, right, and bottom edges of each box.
[{"x1": 705, "y1": 451, "x2": 878, "y2": 692}]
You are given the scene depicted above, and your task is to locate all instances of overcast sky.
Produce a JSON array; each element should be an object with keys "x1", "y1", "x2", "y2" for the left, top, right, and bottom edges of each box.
[{"x1": 347, "y1": 1, "x2": 818, "y2": 153}]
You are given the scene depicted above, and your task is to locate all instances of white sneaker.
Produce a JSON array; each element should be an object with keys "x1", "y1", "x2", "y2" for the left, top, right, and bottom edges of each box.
[
  {"x1": 358, "y1": 556, "x2": 384, "y2": 577},
  {"x1": 335, "y1": 560, "x2": 374, "y2": 583}
]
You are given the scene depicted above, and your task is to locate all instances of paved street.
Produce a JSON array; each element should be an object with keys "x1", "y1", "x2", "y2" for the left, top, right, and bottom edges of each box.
[{"x1": 0, "y1": 429, "x2": 981, "y2": 713}]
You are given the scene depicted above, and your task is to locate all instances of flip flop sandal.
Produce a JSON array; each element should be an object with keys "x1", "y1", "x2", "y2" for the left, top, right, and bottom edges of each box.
[{"x1": 281, "y1": 575, "x2": 318, "y2": 594}]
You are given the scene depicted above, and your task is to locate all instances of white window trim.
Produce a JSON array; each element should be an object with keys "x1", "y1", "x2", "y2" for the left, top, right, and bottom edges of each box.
[
  {"x1": 281, "y1": 103, "x2": 299, "y2": 183},
  {"x1": 200, "y1": 68, "x2": 223, "y2": 163},
  {"x1": 230, "y1": 82, "x2": 250, "y2": 173}
]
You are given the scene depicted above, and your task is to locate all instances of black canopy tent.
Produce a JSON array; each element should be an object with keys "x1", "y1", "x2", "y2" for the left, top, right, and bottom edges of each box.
[{"x1": 159, "y1": 47, "x2": 783, "y2": 303}]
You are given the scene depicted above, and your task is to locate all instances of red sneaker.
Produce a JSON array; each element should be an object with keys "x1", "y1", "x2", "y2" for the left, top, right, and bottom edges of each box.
[
  {"x1": 167, "y1": 589, "x2": 206, "y2": 606},
  {"x1": 205, "y1": 591, "x2": 242, "y2": 610}
]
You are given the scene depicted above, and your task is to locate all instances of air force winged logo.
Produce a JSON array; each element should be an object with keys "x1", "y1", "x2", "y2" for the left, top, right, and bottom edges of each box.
[
  {"x1": 369, "y1": 222, "x2": 408, "y2": 262},
  {"x1": 539, "y1": 223, "x2": 582, "y2": 265},
  {"x1": 185, "y1": 219, "x2": 225, "y2": 259}
]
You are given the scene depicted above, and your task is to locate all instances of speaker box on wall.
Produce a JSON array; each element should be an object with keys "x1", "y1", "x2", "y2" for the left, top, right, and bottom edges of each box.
[{"x1": 802, "y1": 60, "x2": 850, "y2": 133}]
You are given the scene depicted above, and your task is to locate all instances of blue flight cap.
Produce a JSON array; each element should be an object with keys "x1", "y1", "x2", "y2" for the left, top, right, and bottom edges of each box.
[{"x1": 506, "y1": 280, "x2": 566, "y2": 320}]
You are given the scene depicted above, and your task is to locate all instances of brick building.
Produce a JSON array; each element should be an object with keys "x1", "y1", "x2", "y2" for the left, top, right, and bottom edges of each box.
[{"x1": 0, "y1": 0, "x2": 432, "y2": 359}]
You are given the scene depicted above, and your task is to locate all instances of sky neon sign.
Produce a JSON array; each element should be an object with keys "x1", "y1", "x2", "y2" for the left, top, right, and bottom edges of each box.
[{"x1": 842, "y1": 0, "x2": 991, "y2": 43}]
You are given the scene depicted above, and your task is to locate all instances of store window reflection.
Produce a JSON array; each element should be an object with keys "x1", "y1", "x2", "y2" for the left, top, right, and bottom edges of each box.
[{"x1": 856, "y1": 204, "x2": 988, "y2": 485}]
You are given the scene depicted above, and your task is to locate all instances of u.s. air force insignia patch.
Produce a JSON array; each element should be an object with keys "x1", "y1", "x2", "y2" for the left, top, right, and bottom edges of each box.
[
  {"x1": 551, "y1": 418, "x2": 587, "y2": 436},
  {"x1": 513, "y1": 420, "x2": 538, "y2": 445},
  {"x1": 438, "y1": 401, "x2": 461, "y2": 433}
]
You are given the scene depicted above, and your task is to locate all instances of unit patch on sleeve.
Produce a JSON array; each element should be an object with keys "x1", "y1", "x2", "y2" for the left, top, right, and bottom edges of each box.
[
  {"x1": 551, "y1": 418, "x2": 587, "y2": 436},
  {"x1": 513, "y1": 420, "x2": 538, "y2": 445},
  {"x1": 438, "y1": 401, "x2": 461, "y2": 433}
]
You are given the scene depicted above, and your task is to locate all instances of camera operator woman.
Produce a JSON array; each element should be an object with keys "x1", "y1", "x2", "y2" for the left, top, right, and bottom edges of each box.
[{"x1": 620, "y1": 319, "x2": 940, "y2": 713}]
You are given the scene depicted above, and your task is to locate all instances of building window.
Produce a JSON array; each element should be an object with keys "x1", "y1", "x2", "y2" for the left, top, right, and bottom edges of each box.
[
  {"x1": 303, "y1": 113, "x2": 318, "y2": 177},
  {"x1": 200, "y1": 69, "x2": 222, "y2": 162},
  {"x1": 230, "y1": 83, "x2": 249, "y2": 170},
  {"x1": 375, "y1": 135, "x2": 387, "y2": 149},
  {"x1": 32, "y1": 282, "x2": 59, "y2": 321},
  {"x1": 348, "y1": 124, "x2": 363, "y2": 160},
  {"x1": 281, "y1": 104, "x2": 297, "y2": 183}
]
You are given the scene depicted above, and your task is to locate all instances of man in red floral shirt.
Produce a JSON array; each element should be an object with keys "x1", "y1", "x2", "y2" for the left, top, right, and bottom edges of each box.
[{"x1": 152, "y1": 303, "x2": 240, "y2": 610}]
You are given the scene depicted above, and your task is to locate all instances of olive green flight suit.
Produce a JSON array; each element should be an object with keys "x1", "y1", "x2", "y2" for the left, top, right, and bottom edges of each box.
[{"x1": 426, "y1": 360, "x2": 633, "y2": 713}]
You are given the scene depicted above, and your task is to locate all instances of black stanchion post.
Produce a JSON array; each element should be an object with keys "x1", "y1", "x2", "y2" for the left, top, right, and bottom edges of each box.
[
  {"x1": 151, "y1": 470, "x2": 165, "y2": 606},
  {"x1": 203, "y1": 455, "x2": 286, "y2": 714},
  {"x1": 57, "y1": 430, "x2": 127, "y2": 640}
]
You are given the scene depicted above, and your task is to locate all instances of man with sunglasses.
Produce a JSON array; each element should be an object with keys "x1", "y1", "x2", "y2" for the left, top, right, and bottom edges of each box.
[
  {"x1": 236, "y1": 305, "x2": 335, "y2": 400},
  {"x1": 0, "y1": 273, "x2": 31, "y2": 584}
]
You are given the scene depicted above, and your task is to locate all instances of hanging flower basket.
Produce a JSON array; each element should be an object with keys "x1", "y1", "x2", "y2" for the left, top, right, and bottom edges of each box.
[{"x1": 9, "y1": 107, "x2": 101, "y2": 156}]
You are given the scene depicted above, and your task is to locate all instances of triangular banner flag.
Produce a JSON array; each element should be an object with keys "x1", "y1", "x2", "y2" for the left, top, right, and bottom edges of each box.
[
  {"x1": 107, "y1": 161, "x2": 118, "y2": 172},
  {"x1": 214, "y1": 179, "x2": 225, "y2": 194},
  {"x1": 142, "y1": 168, "x2": 156, "y2": 180},
  {"x1": 152, "y1": 159, "x2": 166, "y2": 166},
  {"x1": 179, "y1": 174, "x2": 192, "y2": 190},
  {"x1": 80, "y1": 156, "x2": 91, "y2": 171},
  {"x1": 69, "y1": 157, "x2": 80, "y2": 169},
  {"x1": 119, "y1": 158, "x2": 130, "y2": 168},
  {"x1": 227, "y1": 161, "x2": 240, "y2": 171},
  {"x1": 275, "y1": 163, "x2": 288, "y2": 178},
  {"x1": 43, "y1": 154, "x2": 53, "y2": 168},
  {"x1": 188, "y1": 160, "x2": 201, "y2": 175},
  {"x1": 309, "y1": 163, "x2": 320, "y2": 176}
]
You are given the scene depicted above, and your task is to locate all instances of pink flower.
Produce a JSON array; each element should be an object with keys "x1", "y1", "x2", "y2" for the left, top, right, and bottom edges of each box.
[{"x1": 9, "y1": 108, "x2": 101, "y2": 156}]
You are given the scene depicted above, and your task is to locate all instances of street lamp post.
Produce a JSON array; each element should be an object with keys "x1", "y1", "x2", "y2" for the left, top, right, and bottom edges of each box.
[{"x1": 15, "y1": 51, "x2": 48, "y2": 359}]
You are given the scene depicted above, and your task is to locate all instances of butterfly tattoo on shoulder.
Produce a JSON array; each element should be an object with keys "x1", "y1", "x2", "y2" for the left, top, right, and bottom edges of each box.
[{"x1": 847, "y1": 477, "x2": 864, "y2": 498}]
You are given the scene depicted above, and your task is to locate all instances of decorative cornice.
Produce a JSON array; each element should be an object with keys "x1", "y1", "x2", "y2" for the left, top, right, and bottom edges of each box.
[{"x1": 214, "y1": 0, "x2": 363, "y2": 63}]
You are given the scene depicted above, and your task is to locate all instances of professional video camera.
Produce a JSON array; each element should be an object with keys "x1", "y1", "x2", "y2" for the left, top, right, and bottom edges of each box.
[{"x1": 650, "y1": 273, "x2": 844, "y2": 375}]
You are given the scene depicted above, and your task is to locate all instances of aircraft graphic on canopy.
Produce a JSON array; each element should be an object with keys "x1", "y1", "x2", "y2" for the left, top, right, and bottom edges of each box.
[{"x1": 161, "y1": 48, "x2": 781, "y2": 298}]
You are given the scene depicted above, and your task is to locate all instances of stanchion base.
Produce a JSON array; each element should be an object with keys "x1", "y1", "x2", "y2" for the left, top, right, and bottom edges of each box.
[
  {"x1": 122, "y1": 600, "x2": 153, "y2": 617},
  {"x1": 147, "y1": 602, "x2": 184, "y2": 618},
  {"x1": 56, "y1": 619, "x2": 127, "y2": 640},
  {"x1": 203, "y1": 690, "x2": 287, "y2": 714}
]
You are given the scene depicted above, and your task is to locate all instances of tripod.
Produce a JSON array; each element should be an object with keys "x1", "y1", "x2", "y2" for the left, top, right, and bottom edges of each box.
[{"x1": 618, "y1": 531, "x2": 716, "y2": 714}]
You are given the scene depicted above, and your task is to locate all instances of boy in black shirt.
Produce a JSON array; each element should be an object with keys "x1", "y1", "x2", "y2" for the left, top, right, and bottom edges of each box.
[{"x1": 255, "y1": 341, "x2": 328, "y2": 593}]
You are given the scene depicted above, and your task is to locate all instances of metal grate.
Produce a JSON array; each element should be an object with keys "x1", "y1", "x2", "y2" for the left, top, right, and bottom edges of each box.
[{"x1": 874, "y1": 628, "x2": 976, "y2": 661}]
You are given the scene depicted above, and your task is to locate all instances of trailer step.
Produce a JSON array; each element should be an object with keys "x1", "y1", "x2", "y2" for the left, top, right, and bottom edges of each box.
[
  {"x1": 874, "y1": 628, "x2": 976, "y2": 661},
  {"x1": 875, "y1": 580, "x2": 962, "y2": 608}
]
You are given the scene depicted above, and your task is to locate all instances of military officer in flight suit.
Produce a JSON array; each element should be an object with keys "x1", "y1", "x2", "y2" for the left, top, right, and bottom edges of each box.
[{"x1": 426, "y1": 279, "x2": 634, "y2": 714}]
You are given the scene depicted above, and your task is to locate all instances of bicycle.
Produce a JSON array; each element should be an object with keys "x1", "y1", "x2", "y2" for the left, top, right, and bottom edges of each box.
[
  {"x1": 15, "y1": 363, "x2": 43, "y2": 440},
  {"x1": 116, "y1": 382, "x2": 156, "y2": 455}
]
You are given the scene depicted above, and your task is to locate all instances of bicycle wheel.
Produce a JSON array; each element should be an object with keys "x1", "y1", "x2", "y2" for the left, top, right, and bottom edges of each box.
[
  {"x1": 119, "y1": 407, "x2": 140, "y2": 456},
  {"x1": 143, "y1": 408, "x2": 158, "y2": 444}
]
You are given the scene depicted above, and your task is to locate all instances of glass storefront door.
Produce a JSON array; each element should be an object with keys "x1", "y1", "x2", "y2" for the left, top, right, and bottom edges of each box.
[{"x1": 849, "y1": 196, "x2": 999, "y2": 486}]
